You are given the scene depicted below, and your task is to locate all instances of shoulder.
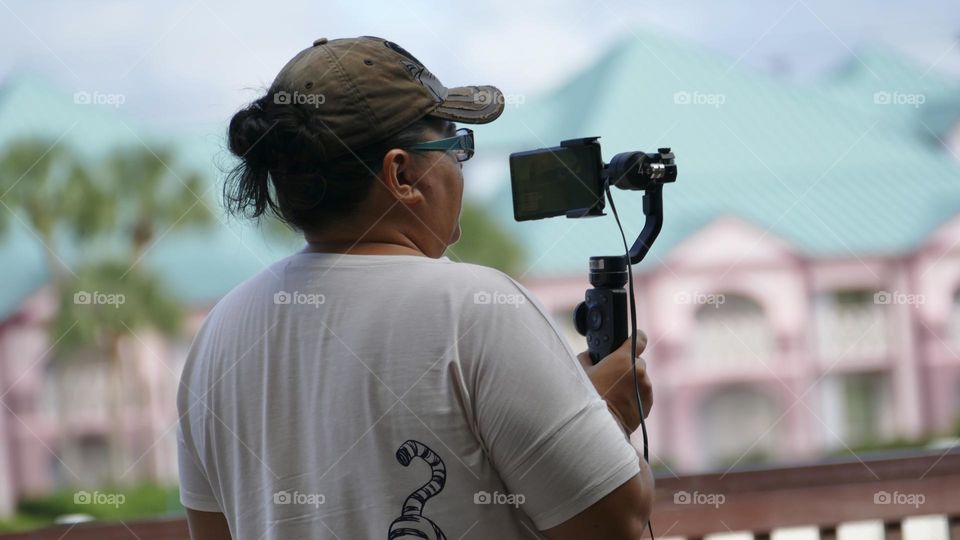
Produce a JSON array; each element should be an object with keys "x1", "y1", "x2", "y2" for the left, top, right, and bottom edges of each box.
[
  {"x1": 186, "y1": 257, "x2": 290, "y2": 351},
  {"x1": 420, "y1": 259, "x2": 537, "y2": 309},
  {"x1": 208, "y1": 256, "x2": 291, "y2": 316},
  {"x1": 434, "y1": 261, "x2": 566, "y2": 345}
]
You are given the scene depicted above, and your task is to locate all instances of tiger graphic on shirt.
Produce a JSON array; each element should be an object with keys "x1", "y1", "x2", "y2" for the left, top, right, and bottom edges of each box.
[{"x1": 387, "y1": 440, "x2": 447, "y2": 540}]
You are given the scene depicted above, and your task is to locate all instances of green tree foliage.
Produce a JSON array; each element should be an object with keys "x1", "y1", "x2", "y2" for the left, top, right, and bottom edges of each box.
[
  {"x1": 54, "y1": 261, "x2": 183, "y2": 351},
  {"x1": 0, "y1": 139, "x2": 113, "y2": 285},
  {"x1": 1, "y1": 139, "x2": 214, "y2": 485},
  {"x1": 103, "y1": 147, "x2": 213, "y2": 258},
  {"x1": 447, "y1": 200, "x2": 526, "y2": 276}
]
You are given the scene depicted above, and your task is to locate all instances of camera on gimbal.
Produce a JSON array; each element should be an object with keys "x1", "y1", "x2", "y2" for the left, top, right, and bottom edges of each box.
[{"x1": 509, "y1": 137, "x2": 677, "y2": 364}]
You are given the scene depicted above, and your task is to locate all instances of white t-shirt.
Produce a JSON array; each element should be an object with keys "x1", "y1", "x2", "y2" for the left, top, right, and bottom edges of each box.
[{"x1": 177, "y1": 251, "x2": 640, "y2": 539}]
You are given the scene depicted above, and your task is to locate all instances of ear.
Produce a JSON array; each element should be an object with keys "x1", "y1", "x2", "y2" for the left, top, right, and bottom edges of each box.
[{"x1": 379, "y1": 149, "x2": 425, "y2": 205}]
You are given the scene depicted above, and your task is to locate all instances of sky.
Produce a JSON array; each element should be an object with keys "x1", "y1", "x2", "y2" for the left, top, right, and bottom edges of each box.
[{"x1": 1, "y1": 0, "x2": 959, "y2": 134}]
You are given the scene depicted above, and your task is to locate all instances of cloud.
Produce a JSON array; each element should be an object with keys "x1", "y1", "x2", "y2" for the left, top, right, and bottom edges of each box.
[{"x1": 0, "y1": 0, "x2": 957, "y2": 132}]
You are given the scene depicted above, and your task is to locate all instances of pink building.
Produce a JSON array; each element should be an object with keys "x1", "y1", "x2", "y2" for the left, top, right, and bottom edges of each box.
[
  {"x1": 525, "y1": 215, "x2": 960, "y2": 471},
  {"x1": 1, "y1": 31, "x2": 960, "y2": 518},
  {"x1": 474, "y1": 32, "x2": 960, "y2": 472}
]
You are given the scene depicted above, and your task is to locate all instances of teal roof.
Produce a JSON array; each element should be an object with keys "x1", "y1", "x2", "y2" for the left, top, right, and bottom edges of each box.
[
  {"x1": 2, "y1": 31, "x2": 960, "y2": 318},
  {"x1": 482, "y1": 31, "x2": 960, "y2": 277},
  {"x1": 816, "y1": 46, "x2": 960, "y2": 138},
  {"x1": 0, "y1": 73, "x2": 298, "y2": 319}
]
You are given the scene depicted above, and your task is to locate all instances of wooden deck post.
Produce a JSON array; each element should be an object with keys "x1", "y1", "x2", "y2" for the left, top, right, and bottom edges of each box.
[{"x1": 883, "y1": 520, "x2": 903, "y2": 540}]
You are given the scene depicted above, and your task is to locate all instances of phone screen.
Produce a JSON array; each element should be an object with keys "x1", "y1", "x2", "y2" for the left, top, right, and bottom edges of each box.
[{"x1": 509, "y1": 143, "x2": 603, "y2": 221}]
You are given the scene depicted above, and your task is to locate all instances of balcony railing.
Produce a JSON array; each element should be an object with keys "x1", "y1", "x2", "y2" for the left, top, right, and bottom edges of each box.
[
  {"x1": 691, "y1": 315, "x2": 774, "y2": 372},
  {"x1": 0, "y1": 449, "x2": 957, "y2": 539},
  {"x1": 817, "y1": 304, "x2": 888, "y2": 361},
  {"x1": 654, "y1": 448, "x2": 960, "y2": 539}
]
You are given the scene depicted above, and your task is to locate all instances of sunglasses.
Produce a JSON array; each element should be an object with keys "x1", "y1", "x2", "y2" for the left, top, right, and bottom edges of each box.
[{"x1": 404, "y1": 128, "x2": 475, "y2": 162}]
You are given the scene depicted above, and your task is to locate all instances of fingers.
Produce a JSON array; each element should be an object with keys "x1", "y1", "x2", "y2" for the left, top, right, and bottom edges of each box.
[
  {"x1": 580, "y1": 330, "x2": 654, "y2": 430},
  {"x1": 633, "y1": 355, "x2": 647, "y2": 374},
  {"x1": 630, "y1": 354, "x2": 653, "y2": 418},
  {"x1": 623, "y1": 357, "x2": 653, "y2": 422},
  {"x1": 614, "y1": 331, "x2": 648, "y2": 356},
  {"x1": 604, "y1": 355, "x2": 651, "y2": 432},
  {"x1": 580, "y1": 329, "x2": 647, "y2": 370},
  {"x1": 635, "y1": 330, "x2": 648, "y2": 354},
  {"x1": 576, "y1": 351, "x2": 593, "y2": 370},
  {"x1": 637, "y1": 366, "x2": 653, "y2": 418}
]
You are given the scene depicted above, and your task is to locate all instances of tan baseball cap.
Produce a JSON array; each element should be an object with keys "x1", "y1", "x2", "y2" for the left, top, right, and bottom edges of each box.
[{"x1": 269, "y1": 36, "x2": 505, "y2": 161}]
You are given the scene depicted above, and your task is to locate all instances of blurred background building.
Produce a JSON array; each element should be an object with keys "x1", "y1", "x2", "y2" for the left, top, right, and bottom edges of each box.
[
  {"x1": 0, "y1": 23, "x2": 959, "y2": 535},
  {"x1": 476, "y1": 32, "x2": 960, "y2": 473}
]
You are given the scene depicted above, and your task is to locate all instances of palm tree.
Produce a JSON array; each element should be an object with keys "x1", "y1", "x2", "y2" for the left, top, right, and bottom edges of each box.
[
  {"x1": 54, "y1": 261, "x2": 183, "y2": 483},
  {"x1": 0, "y1": 140, "x2": 115, "y2": 490},
  {"x1": 2, "y1": 140, "x2": 215, "y2": 485},
  {"x1": 103, "y1": 146, "x2": 212, "y2": 261},
  {"x1": 0, "y1": 139, "x2": 113, "y2": 287},
  {"x1": 51, "y1": 146, "x2": 215, "y2": 483}
]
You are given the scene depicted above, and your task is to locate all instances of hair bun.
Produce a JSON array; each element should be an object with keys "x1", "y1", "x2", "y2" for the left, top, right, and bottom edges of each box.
[{"x1": 228, "y1": 97, "x2": 279, "y2": 169}]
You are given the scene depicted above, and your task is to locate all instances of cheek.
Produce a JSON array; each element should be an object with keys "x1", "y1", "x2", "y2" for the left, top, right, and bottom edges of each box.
[
  {"x1": 450, "y1": 172, "x2": 463, "y2": 243},
  {"x1": 418, "y1": 160, "x2": 462, "y2": 226},
  {"x1": 452, "y1": 168, "x2": 463, "y2": 203},
  {"x1": 450, "y1": 166, "x2": 464, "y2": 215}
]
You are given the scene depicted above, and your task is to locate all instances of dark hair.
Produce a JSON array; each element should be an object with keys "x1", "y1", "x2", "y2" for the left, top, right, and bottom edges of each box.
[{"x1": 224, "y1": 91, "x2": 446, "y2": 233}]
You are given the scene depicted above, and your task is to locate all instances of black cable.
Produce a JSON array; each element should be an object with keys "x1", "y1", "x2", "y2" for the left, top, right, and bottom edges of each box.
[{"x1": 604, "y1": 185, "x2": 654, "y2": 539}]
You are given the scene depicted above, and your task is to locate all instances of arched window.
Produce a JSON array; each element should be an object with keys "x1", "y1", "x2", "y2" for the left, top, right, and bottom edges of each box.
[
  {"x1": 690, "y1": 293, "x2": 773, "y2": 371},
  {"x1": 698, "y1": 385, "x2": 781, "y2": 468}
]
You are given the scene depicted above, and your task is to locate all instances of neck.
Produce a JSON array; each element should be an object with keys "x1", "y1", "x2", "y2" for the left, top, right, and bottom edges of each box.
[{"x1": 303, "y1": 239, "x2": 428, "y2": 257}]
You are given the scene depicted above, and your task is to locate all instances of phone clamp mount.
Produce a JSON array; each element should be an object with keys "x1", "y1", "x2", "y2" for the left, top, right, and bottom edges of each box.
[{"x1": 565, "y1": 137, "x2": 677, "y2": 363}]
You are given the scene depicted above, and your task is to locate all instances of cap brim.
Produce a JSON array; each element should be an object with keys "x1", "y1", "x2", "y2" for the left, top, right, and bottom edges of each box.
[{"x1": 428, "y1": 85, "x2": 505, "y2": 124}]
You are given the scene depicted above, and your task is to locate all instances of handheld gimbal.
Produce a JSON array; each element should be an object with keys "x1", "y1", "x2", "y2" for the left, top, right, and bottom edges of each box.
[
  {"x1": 509, "y1": 137, "x2": 676, "y2": 540},
  {"x1": 509, "y1": 137, "x2": 677, "y2": 363}
]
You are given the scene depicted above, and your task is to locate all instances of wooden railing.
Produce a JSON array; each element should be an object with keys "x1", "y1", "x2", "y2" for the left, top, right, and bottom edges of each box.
[
  {"x1": 0, "y1": 517, "x2": 189, "y2": 539},
  {"x1": 653, "y1": 447, "x2": 960, "y2": 539},
  {"x1": 1, "y1": 448, "x2": 957, "y2": 539}
]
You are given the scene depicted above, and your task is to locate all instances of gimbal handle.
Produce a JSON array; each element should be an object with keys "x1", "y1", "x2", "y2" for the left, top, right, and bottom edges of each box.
[
  {"x1": 628, "y1": 185, "x2": 663, "y2": 265},
  {"x1": 573, "y1": 185, "x2": 665, "y2": 363}
]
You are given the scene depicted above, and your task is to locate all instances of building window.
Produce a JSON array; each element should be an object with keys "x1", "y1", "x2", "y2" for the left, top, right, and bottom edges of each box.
[
  {"x1": 815, "y1": 289, "x2": 887, "y2": 361},
  {"x1": 691, "y1": 294, "x2": 773, "y2": 371},
  {"x1": 830, "y1": 372, "x2": 893, "y2": 448},
  {"x1": 76, "y1": 435, "x2": 111, "y2": 486},
  {"x1": 698, "y1": 385, "x2": 781, "y2": 468}
]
